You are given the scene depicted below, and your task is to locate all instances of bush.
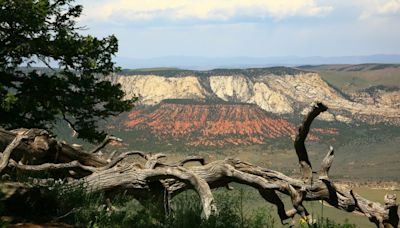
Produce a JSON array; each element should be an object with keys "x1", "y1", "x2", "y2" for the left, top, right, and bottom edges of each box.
[
  {"x1": 0, "y1": 182, "x2": 357, "y2": 228},
  {"x1": 55, "y1": 188, "x2": 276, "y2": 228}
]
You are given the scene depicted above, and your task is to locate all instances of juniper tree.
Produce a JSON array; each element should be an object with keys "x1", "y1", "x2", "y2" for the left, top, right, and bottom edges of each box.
[{"x1": 0, "y1": 0, "x2": 136, "y2": 142}]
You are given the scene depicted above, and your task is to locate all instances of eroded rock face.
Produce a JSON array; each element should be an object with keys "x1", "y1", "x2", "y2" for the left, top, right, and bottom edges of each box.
[
  {"x1": 110, "y1": 71, "x2": 400, "y2": 125},
  {"x1": 119, "y1": 101, "x2": 337, "y2": 147},
  {"x1": 350, "y1": 86, "x2": 400, "y2": 109},
  {"x1": 114, "y1": 75, "x2": 209, "y2": 105},
  {"x1": 209, "y1": 75, "x2": 254, "y2": 102}
]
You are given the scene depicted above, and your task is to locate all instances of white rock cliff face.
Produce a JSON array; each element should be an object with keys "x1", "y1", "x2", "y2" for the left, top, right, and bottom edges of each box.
[
  {"x1": 249, "y1": 82, "x2": 293, "y2": 113},
  {"x1": 114, "y1": 75, "x2": 208, "y2": 105},
  {"x1": 209, "y1": 75, "x2": 253, "y2": 102},
  {"x1": 110, "y1": 73, "x2": 400, "y2": 125}
]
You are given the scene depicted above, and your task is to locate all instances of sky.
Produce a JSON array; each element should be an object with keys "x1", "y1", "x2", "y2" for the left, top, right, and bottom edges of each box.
[{"x1": 76, "y1": 0, "x2": 400, "y2": 60}]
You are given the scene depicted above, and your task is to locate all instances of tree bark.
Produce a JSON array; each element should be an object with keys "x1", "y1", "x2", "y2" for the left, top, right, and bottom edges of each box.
[
  {"x1": 0, "y1": 128, "x2": 107, "y2": 168},
  {"x1": 0, "y1": 103, "x2": 398, "y2": 227}
]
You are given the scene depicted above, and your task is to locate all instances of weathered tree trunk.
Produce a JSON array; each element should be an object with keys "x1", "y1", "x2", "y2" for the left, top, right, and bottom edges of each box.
[
  {"x1": 0, "y1": 102, "x2": 398, "y2": 227},
  {"x1": 0, "y1": 128, "x2": 107, "y2": 167}
]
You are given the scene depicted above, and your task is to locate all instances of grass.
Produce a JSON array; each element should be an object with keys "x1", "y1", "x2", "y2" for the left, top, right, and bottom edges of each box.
[
  {"x1": 47, "y1": 119, "x2": 400, "y2": 227},
  {"x1": 65, "y1": 187, "x2": 364, "y2": 227},
  {"x1": 307, "y1": 67, "x2": 400, "y2": 92},
  {"x1": 299, "y1": 64, "x2": 400, "y2": 89},
  {"x1": 1, "y1": 181, "x2": 361, "y2": 227},
  {"x1": 58, "y1": 188, "x2": 279, "y2": 228}
]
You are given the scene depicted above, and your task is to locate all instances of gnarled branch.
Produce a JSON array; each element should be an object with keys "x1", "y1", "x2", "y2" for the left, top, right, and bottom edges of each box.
[
  {"x1": 0, "y1": 102, "x2": 398, "y2": 227},
  {"x1": 319, "y1": 146, "x2": 335, "y2": 180},
  {"x1": 294, "y1": 102, "x2": 327, "y2": 184},
  {"x1": 172, "y1": 155, "x2": 206, "y2": 167},
  {"x1": 0, "y1": 132, "x2": 28, "y2": 173},
  {"x1": 90, "y1": 135, "x2": 123, "y2": 154},
  {"x1": 8, "y1": 159, "x2": 97, "y2": 173}
]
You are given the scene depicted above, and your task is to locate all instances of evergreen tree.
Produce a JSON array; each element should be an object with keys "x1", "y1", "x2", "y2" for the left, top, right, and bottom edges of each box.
[{"x1": 0, "y1": 0, "x2": 136, "y2": 142}]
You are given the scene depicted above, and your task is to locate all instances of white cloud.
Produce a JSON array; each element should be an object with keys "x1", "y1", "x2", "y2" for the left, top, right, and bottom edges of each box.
[
  {"x1": 359, "y1": 0, "x2": 400, "y2": 19},
  {"x1": 379, "y1": 0, "x2": 400, "y2": 14},
  {"x1": 80, "y1": 0, "x2": 333, "y2": 23}
]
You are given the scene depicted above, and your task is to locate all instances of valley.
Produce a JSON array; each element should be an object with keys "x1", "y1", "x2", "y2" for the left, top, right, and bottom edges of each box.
[
  {"x1": 100, "y1": 64, "x2": 400, "y2": 182},
  {"x1": 107, "y1": 65, "x2": 399, "y2": 147},
  {"x1": 3, "y1": 1, "x2": 400, "y2": 226},
  {"x1": 47, "y1": 64, "x2": 400, "y2": 227}
]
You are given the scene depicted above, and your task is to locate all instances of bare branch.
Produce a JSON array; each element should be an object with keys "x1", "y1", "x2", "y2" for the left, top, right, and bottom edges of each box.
[
  {"x1": 8, "y1": 159, "x2": 97, "y2": 173},
  {"x1": 294, "y1": 102, "x2": 328, "y2": 184},
  {"x1": 1, "y1": 100, "x2": 398, "y2": 227},
  {"x1": 287, "y1": 185, "x2": 308, "y2": 219},
  {"x1": 145, "y1": 167, "x2": 217, "y2": 219},
  {"x1": 384, "y1": 194, "x2": 397, "y2": 208},
  {"x1": 76, "y1": 165, "x2": 217, "y2": 219},
  {"x1": 98, "y1": 151, "x2": 148, "y2": 171},
  {"x1": 121, "y1": 150, "x2": 148, "y2": 160},
  {"x1": 145, "y1": 153, "x2": 166, "y2": 169},
  {"x1": 171, "y1": 155, "x2": 206, "y2": 166},
  {"x1": 107, "y1": 150, "x2": 117, "y2": 162},
  {"x1": 90, "y1": 135, "x2": 123, "y2": 154},
  {"x1": 259, "y1": 189, "x2": 296, "y2": 224},
  {"x1": 319, "y1": 146, "x2": 335, "y2": 180},
  {"x1": 62, "y1": 113, "x2": 78, "y2": 137},
  {"x1": 0, "y1": 133, "x2": 28, "y2": 173}
]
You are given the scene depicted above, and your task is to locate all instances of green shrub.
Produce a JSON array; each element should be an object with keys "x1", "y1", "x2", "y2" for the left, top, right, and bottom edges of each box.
[
  {"x1": 302, "y1": 217, "x2": 356, "y2": 228},
  {"x1": 0, "y1": 181, "x2": 357, "y2": 228}
]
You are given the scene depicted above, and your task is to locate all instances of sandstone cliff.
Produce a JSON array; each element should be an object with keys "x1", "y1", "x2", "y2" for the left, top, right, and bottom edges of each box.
[{"x1": 110, "y1": 68, "x2": 400, "y2": 125}]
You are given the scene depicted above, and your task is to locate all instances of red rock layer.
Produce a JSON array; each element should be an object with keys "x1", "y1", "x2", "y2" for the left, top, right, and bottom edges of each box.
[{"x1": 123, "y1": 102, "x2": 336, "y2": 147}]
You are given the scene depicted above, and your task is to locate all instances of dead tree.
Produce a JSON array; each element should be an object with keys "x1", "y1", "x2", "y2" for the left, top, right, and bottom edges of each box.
[{"x1": 0, "y1": 102, "x2": 398, "y2": 227}]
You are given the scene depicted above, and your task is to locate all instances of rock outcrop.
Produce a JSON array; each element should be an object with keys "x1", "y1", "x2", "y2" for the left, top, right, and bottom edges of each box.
[
  {"x1": 114, "y1": 100, "x2": 337, "y2": 147},
  {"x1": 107, "y1": 67, "x2": 399, "y2": 146},
  {"x1": 110, "y1": 69, "x2": 400, "y2": 125},
  {"x1": 350, "y1": 86, "x2": 400, "y2": 109}
]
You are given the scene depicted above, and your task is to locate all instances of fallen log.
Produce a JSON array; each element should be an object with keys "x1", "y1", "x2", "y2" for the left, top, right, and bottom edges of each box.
[
  {"x1": 0, "y1": 128, "x2": 108, "y2": 167},
  {"x1": 0, "y1": 102, "x2": 398, "y2": 227}
]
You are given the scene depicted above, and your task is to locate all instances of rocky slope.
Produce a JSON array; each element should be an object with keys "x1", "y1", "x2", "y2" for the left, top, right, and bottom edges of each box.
[
  {"x1": 106, "y1": 67, "x2": 399, "y2": 147},
  {"x1": 112, "y1": 100, "x2": 337, "y2": 147},
  {"x1": 110, "y1": 68, "x2": 400, "y2": 125},
  {"x1": 350, "y1": 86, "x2": 400, "y2": 109}
]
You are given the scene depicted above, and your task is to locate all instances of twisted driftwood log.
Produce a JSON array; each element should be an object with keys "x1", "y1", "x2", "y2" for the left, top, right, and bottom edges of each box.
[{"x1": 0, "y1": 103, "x2": 398, "y2": 227}]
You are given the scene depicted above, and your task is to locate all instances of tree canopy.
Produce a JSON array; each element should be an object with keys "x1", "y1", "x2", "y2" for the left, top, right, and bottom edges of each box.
[{"x1": 0, "y1": 0, "x2": 136, "y2": 142}]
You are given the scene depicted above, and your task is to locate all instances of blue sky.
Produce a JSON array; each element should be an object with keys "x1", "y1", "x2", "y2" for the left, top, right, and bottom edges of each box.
[{"x1": 76, "y1": 0, "x2": 400, "y2": 59}]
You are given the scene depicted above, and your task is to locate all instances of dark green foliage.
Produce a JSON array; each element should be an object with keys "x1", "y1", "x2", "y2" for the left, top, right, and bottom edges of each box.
[
  {"x1": 166, "y1": 191, "x2": 243, "y2": 228},
  {"x1": 70, "y1": 190, "x2": 356, "y2": 227},
  {"x1": 0, "y1": 181, "x2": 358, "y2": 227},
  {"x1": 55, "y1": 188, "x2": 278, "y2": 228},
  {"x1": 0, "y1": 0, "x2": 137, "y2": 142},
  {"x1": 304, "y1": 218, "x2": 356, "y2": 228}
]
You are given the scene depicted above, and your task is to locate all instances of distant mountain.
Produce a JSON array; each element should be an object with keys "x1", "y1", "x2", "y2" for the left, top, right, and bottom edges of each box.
[
  {"x1": 108, "y1": 66, "x2": 400, "y2": 147},
  {"x1": 115, "y1": 55, "x2": 400, "y2": 69}
]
